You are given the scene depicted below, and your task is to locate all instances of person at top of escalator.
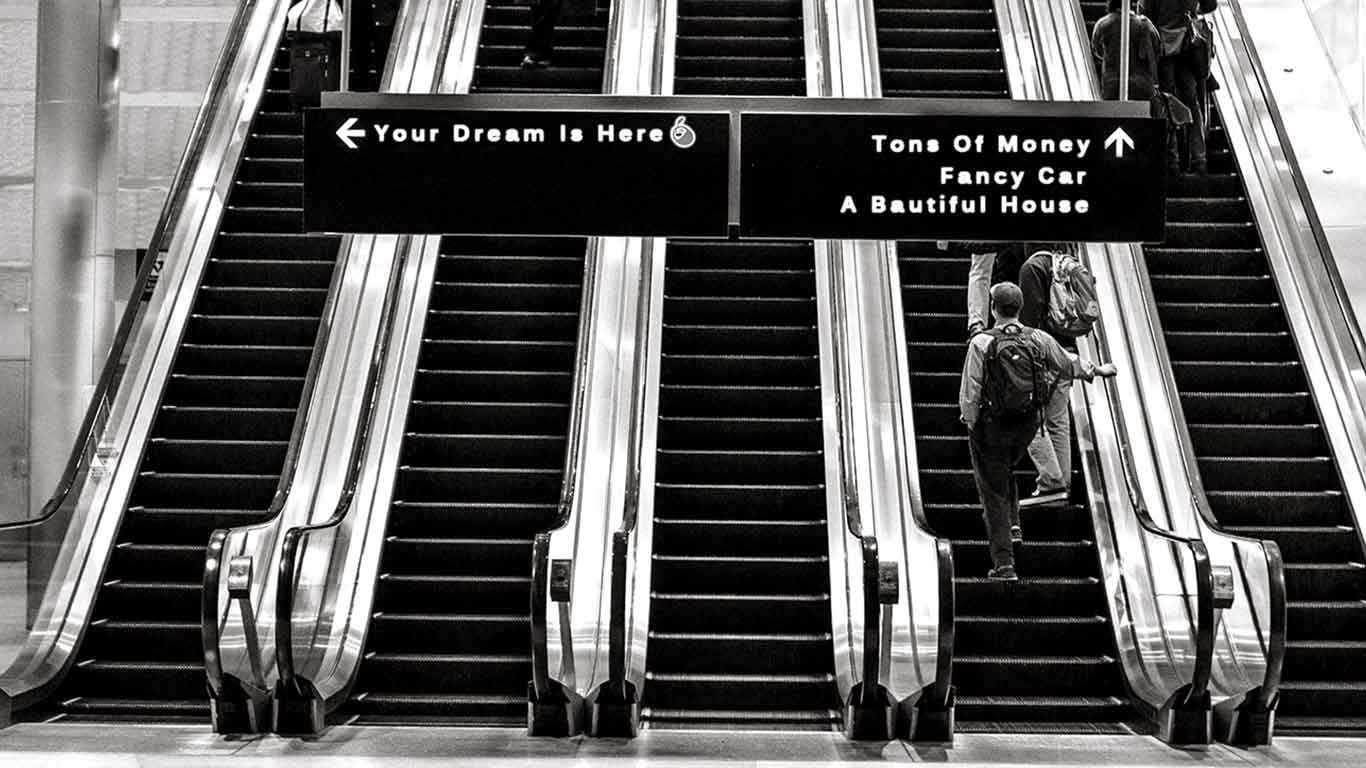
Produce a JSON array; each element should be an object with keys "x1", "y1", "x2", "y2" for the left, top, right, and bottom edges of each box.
[
  {"x1": 522, "y1": 0, "x2": 610, "y2": 69},
  {"x1": 522, "y1": 0, "x2": 562, "y2": 68},
  {"x1": 960, "y1": 283, "x2": 1116, "y2": 582},
  {"x1": 1091, "y1": 0, "x2": 1162, "y2": 101},
  {"x1": 1141, "y1": 0, "x2": 1217, "y2": 174}
]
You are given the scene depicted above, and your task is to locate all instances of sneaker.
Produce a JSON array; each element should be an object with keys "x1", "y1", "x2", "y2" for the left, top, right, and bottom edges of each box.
[
  {"x1": 1094, "y1": 363, "x2": 1118, "y2": 378},
  {"x1": 1010, "y1": 525, "x2": 1023, "y2": 545},
  {"x1": 521, "y1": 53, "x2": 550, "y2": 69},
  {"x1": 1019, "y1": 488, "x2": 1068, "y2": 508},
  {"x1": 987, "y1": 565, "x2": 1019, "y2": 581}
]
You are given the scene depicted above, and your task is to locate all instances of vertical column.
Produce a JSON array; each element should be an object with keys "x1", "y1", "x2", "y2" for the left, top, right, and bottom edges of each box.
[{"x1": 27, "y1": 0, "x2": 119, "y2": 612}]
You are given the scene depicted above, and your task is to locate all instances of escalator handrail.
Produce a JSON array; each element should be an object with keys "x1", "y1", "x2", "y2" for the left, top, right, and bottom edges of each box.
[
  {"x1": 529, "y1": 236, "x2": 600, "y2": 701},
  {"x1": 851, "y1": 0, "x2": 955, "y2": 705},
  {"x1": 0, "y1": 0, "x2": 259, "y2": 535},
  {"x1": 807, "y1": 0, "x2": 886, "y2": 707},
  {"x1": 272, "y1": 236, "x2": 410, "y2": 691},
  {"x1": 878, "y1": 249, "x2": 956, "y2": 706},
  {"x1": 605, "y1": 237, "x2": 656, "y2": 701},
  {"x1": 826, "y1": 246, "x2": 884, "y2": 706},
  {"x1": 1120, "y1": 242, "x2": 1287, "y2": 709},
  {"x1": 1086, "y1": 303, "x2": 1217, "y2": 705}
]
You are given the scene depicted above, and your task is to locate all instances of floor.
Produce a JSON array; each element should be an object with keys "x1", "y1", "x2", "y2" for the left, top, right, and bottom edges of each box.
[{"x1": 0, "y1": 726, "x2": 1361, "y2": 767}]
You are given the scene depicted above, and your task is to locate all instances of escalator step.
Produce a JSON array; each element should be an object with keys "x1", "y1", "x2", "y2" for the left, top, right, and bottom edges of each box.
[
  {"x1": 651, "y1": 555, "x2": 828, "y2": 593},
  {"x1": 367, "y1": 613, "x2": 530, "y2": 654}
]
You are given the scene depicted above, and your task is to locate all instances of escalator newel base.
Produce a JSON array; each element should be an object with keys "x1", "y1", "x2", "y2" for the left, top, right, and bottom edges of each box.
[
  {"x1": 845, "y1": 682, "x2": 897, "y2": 741},
  {"x1": 899, "y1": 683, "x2": 955, "y2": 743},
  {"x1": 210, "y1": 675, "x2": 271, "y2": 735},
  {"x1": 1157, "y1": 685, "x2": 1213, "y2": 747},
  {"x1": 272, "y1": 677, "x2": 325, "y2": 736},
  {"x1": 527, "y1": 680, "x2": 585, "y2": 737},
  {"x1": 586, "y1": 681, "x2": 640, "y2": 738},
  {"x1": 1214, "y1": 691, "x2": 1276, "y2": 747}
]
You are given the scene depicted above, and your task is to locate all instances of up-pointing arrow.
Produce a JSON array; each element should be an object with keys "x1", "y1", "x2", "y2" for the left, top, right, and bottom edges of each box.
[
  {"x1": 336, "y1": 117, "x2": 366, "y2": 150},
  {"x1": 1104, "y1": 127, "x2": 1135, "y2": 158}
]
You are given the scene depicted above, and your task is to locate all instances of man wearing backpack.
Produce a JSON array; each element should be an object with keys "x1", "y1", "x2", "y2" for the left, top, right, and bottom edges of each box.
[
  {"x1": 1017, "y1": 248, "x2": 1103, "y2": 509},
  {"x1": 961, "y1": 283, "x2": 1114, "y2": 581}
]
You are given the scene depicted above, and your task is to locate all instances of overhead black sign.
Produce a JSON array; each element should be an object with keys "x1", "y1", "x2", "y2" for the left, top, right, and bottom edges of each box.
[
  {"x1": 303, "y1": 108, "x2": 732, "y2": 237},
  {"x1": 740, "y1": 113, "x2": 1166, "y2": 242}
]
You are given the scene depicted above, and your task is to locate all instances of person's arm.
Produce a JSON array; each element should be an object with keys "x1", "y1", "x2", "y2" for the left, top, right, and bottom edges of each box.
[
  {"x1": 960, "y1": 337, "x2": 987, "y2": 430},
  {"x1": 1036, "y1": 331, "x2": 1096, "y2": 382}
]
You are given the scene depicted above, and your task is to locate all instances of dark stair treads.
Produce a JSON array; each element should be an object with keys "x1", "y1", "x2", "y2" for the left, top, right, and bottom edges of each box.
[
  {"x1": 1141, "y1": 103, "x2": 1366, "y2": 729},
  {"x1": 472, "y1": 0, "x2": 609, "y2": 94},
  {"x1": 342, "y1": 233, "x2": 588, "y2": 722},
  {"x1": 641, "y1": 240, "x2": 839, "y2": 730},
  {"x1": 30, "y1": 31, "x2": 399, "y2": 721},
  {"x1": 874, "y1": 0, "x2": 1008, "y2": 98},
  {"x1": 675, "y1": 0, "x2": 805, "y2": 95},
  {"x1": 894, "y1": 236, "x2": 1137, "y2": 726}
]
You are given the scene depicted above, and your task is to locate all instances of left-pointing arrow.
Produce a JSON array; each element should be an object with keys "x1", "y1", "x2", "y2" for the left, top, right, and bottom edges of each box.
[{"x1": 336, "y1": 117, "x2": 365, "y2": 150}]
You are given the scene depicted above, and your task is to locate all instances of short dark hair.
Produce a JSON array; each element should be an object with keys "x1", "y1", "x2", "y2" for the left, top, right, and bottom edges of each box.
[
  {"x1": 1108, "y1": 0, "x2": 1126, "y2": 10},
  {"x1": 991, "y1": 282, "x2": 1024, "y2": 317}
]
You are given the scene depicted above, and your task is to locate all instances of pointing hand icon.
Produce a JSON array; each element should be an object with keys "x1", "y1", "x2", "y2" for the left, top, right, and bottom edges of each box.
[{"x1": 670, "y1": 116, "x2": 697, "y2": 149}]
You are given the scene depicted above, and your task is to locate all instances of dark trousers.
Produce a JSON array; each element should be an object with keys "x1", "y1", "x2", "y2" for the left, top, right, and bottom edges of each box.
[
  {"x1": 526, "y1": 0, "x2": 562, "y2": 58},
  {"x1": 969, "y1": 415, "x2": 1038, "y2": 569},
  {"x1": 1159, "y1": 55, "x2": 1207, "y2": 170}
]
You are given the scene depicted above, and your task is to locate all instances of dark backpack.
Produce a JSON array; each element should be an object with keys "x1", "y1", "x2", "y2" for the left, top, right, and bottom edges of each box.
[{"x1": 982, "y1": 325, "x2": 1044, "y2": 419}]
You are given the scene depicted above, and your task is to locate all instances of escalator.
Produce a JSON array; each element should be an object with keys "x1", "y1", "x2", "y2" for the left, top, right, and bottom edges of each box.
[
  {"x1": 873, "y1": 0, "x2": 1008, "y2": 98},
  {"x1": 877, "y1": 1, "x2": 1137, "y2": 731},
  {"x1": 29, "y1": 27, "x2": 394, "y2": 722},
  {"x1": 338, "y1": 0, "x2": 607, "y2": 725},
  {"x1": 639, "y1": 0, "x2": 839, "y2": 732},
  {"x1": 1072, "y1": 0, "x2": 1366, "y2": 734}
]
